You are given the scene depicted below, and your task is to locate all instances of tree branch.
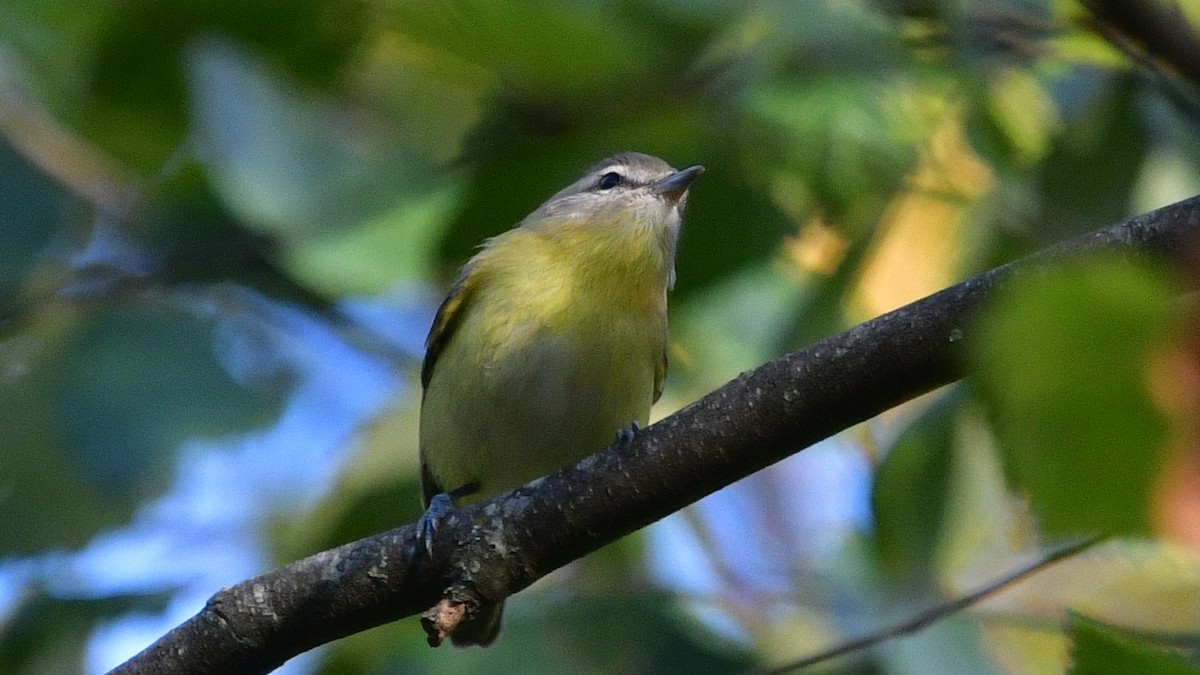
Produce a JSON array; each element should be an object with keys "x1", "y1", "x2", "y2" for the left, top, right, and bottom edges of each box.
[
  {"x1": 110, "y1": 194, "x2": 1200, "y2": 674},
  {"x1": 1081, "y1": 0, "x2": 1200, "y2": 118},
  {"x1": 1082, "y1": 0, "x2": 1200, "y2": 90}
]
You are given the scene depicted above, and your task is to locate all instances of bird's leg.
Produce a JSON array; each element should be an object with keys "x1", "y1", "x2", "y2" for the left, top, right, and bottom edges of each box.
[{"x1": 417, "y1": 482, "x2": 479, "y2": 560}]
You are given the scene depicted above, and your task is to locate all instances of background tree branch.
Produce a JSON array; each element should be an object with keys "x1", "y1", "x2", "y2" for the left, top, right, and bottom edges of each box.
[
  {"x1": 1082, "y1": 0, "x2": 1200, "y2": 116},
  {"x1": 1082, "y1": 0, "x2": 1200, "y2": 88},
  {"x1": 110, "y1": 193, "x2": 1200, "y2": 675}
]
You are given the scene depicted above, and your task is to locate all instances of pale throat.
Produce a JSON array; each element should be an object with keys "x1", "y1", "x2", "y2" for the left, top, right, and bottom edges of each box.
[{"x1": 570, "y1": 211, "x2": 678, "y2": 302}]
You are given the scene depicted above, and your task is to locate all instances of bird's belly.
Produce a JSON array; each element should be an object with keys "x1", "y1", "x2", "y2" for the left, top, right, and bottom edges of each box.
[{"x1": 420, "y1": 321, "x2": 657, "y2": 503}]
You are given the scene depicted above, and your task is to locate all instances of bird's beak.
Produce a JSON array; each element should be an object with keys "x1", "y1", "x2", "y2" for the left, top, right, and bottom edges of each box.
[{"x1": 653, "y1": 165, "x2": 705, "y2": 203}]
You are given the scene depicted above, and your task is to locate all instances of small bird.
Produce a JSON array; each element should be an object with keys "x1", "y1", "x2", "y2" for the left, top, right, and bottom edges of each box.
[{"x1": 418, "y1": 152, "x2": 703, "y2": 646}]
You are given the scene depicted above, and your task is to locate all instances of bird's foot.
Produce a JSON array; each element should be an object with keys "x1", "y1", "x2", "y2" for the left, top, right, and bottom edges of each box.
[
  {"x1": 417, "y1": 483, "x2": 479, "y2": 560},
  {"x1": 613, "y1": 421, "x2": 641, "y2": 450},
  {"x1": 417, "y1": 493, "x2": 455, "y2": 560}
]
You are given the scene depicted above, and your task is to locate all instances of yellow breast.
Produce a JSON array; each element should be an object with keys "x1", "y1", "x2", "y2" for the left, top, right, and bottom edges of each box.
[{"x1": 419, "y1": 223, "x2": 670, "y2": 503}]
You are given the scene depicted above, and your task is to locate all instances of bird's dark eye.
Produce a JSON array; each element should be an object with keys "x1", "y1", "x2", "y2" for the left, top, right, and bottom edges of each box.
[{"x1": 597, "y1": 171, "x2": 623, "y2": 190}]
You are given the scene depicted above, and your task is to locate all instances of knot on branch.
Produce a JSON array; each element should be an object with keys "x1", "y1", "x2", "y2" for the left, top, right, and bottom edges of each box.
[{"x1": 420, "y1": 584, "x2": 485, "y2": 647}]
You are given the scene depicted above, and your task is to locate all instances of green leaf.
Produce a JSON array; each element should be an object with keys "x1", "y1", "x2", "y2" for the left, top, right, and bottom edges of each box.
[
  {"x1": 970, "y1": 256, "x2": 1177, "y2": 535},
  {"x1": 187, "y1": 36, "x2": 457, "y2": 293},
  {"x1": 1037, "y1": 73, "x2": 1149, "y2": 242},
  {"x1": 0, "y1": 140, "x2": 69, "y2": 303},
  {"x1": 872, "y1": 391, "x2": 961, "y2": 586},
  {"x1": 67, "y1": 0, "x2": 367, "y2": 170},
  {"x1": 744, "y1": 77, "x2": 918, "y2": 226},
  {"x1": 0, "y1": 0, "x2": 116, "y2": 112},
  {"x1": 1069, "y1": 614, "x2": 1200, "y2": 675},
  {"x1": 0, "y1": 325, "x2": 140, "y2": 553},
  {"x1": 388, "y1": 0, "x2": 654, "y2": 98},
  {"x1": 52, "y1": 303, "x2": 282, "y2": 494},
  {"x1": 985, "y1": 67, "x2": 1060, "y2": 167},
  {"x1": 187, "y1": 36, "x2": 431, "y2": 235},
  {"x1": 0, "y1": 591, "x2": 169, "y2": 675}
]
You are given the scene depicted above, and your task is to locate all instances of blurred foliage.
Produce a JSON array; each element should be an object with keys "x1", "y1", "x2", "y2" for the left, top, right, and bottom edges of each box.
[
  {"x1": 0, "y1": 143, "x2": 65, "y2": 302},
  {"x1": 872, "y1": 391, "x2": 960, "y2": 588},
  {"x1": 972, "y1": 257, "x2": 1179, "y2": 536},
  {"x1": 1068, "y1": 614, "x2": 1200, "y2": 675},
  {"x1": 3, "y1": 0, "x2": 1200, "y2": 673},
  {"x1": 0, "y1": 592, "x2": 169, "y2": 675}
]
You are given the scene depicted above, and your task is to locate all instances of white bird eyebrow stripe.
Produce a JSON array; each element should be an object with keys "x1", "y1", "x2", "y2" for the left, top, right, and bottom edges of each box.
[
  {"x1": 594, "y1": 166, "x2": 656, "y2": 188},
  {"x1": 581, "y1": 152, "x2": 676, "y2": 188}
]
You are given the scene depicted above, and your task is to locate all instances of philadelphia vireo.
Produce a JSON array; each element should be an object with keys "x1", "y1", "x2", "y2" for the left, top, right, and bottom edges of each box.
[{"x1": 419, "y1": 152, "x2": 703, "y2": 646}]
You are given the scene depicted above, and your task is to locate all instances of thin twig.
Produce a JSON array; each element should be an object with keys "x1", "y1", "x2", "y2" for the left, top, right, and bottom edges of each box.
[{"x1": 751, "y1": 535, "x2": 1109, "y2": 675}]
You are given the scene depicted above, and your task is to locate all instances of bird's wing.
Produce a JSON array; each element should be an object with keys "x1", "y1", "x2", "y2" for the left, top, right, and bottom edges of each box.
[
  {"x1": 419, "y1": 263, "x2": 481, "y2": 505},
  {"x1": 653, "y1": 346, "x2": 668, "y2": 404},
  {"x1": 421, "y1": 262, "x2": 478, "y2": 391},
  {"x1": 419, "y1": 459, "x2": 442, "y2": 508}
]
